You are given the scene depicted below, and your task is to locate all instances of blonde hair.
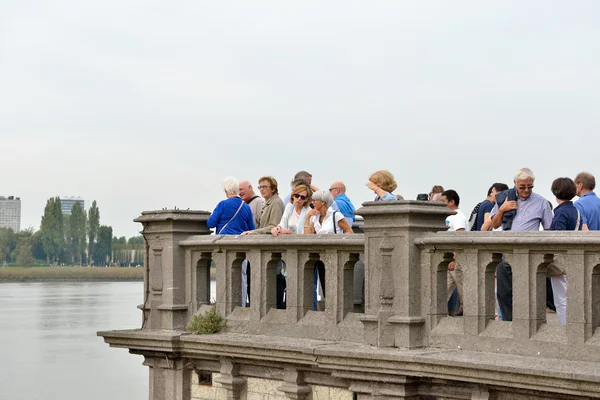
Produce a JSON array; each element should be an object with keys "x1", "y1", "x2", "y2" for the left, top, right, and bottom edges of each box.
[{"x1": 369, "y1": 170, "x2": 397, "y2": 193}]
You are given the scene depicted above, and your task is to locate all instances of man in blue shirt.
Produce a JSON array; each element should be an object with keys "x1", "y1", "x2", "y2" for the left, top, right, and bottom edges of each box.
[
  {"x1": 574, "y1": 172, "x2": 600, "y2": 230},
  {"x1": 329, "y1": 181, "x2": 356, "y2": 227}
]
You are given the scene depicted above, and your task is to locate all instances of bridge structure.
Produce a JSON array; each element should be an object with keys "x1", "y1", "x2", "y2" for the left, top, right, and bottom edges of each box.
[{"x1": 99, "y1": 200, "x2": 600, "y2": 399}]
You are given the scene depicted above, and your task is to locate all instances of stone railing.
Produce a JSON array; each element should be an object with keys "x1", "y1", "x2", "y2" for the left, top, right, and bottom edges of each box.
[
  {"x1": 417, "y1": 232, "x2": 600, "y2": 362},
  {"x1": 179, "y1": 234, "x2": 365, "y2": 342}
]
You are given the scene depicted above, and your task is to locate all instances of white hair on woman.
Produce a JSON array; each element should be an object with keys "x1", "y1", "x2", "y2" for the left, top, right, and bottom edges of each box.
[
  {"x1": 223, "y1": 176, "x2": 239, "y2": 196},
  {"x1": 514, "y1": 168, "x2": 535, "y2": 181},
  {"x1": 312, "y1": 189, "x2": 334, "y2": 207}
]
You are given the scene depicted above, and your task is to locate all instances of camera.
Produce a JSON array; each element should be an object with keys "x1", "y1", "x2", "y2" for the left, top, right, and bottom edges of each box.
[{"x1": 416, "y1": 193, "x2": 429, "y2": 201}]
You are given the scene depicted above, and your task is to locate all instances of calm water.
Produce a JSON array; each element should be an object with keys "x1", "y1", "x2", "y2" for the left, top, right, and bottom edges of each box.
[{"x1": 0, "y1": 282, "x2": 148, "y2": 400}]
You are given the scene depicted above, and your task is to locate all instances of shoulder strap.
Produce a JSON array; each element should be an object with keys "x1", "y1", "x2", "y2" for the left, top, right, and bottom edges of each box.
[
  {"x1": 575, "y1": 209, "x2": 581, "y2": 231},
  {"x1": 218, "y1": 199, "x2": 245, "y2": 234},
  {"x1": 333, "y1": 211, "x2": 337, "y2": 234},
  {"x1": 246, "y1": 195, "x2": 260, "y2": 204}
]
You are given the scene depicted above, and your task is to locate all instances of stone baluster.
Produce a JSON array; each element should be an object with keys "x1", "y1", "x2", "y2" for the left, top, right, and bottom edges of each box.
[
  {"x1": 134, "y1": 210, "x2": 211, "y2": 330},
  {"x1": 356, "y1": 200, "x2": 448, "y2": 348},
  {"x1": 144, "y1": 356, "x2": 191, "y2": 400}
]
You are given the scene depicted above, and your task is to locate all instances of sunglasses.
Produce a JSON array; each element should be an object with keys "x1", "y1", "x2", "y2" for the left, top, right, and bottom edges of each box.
[
  {"x1": 293, "y1": 193, "x2": 308, "y2": 200},
  {"x1": 518, "y1": 185, "x2": 534, "y2": 190}
]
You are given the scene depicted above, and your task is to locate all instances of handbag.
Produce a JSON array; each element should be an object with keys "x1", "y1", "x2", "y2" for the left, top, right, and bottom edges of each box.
[
  {"x1": 547, "y1": 209, "x2": 580, "y2": 277},
  {"x1": 218, "y1": 199, "x2": 245, "y2": 234}
]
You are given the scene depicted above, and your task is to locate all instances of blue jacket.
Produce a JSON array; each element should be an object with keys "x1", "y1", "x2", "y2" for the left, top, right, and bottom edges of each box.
[
  {"x1": 208, "y1": 197, "x2": 255, "y2": 234},
  {"x1": 494, "y1": 188, "x2": 518, "y2": 230}
]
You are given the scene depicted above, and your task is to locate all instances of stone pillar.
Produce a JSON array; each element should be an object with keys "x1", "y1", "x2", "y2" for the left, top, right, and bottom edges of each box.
[
  {"x1": 355, "y1": 200, "x2": 448, "y2": 348},
  {"x1": 144, "y1": 356, "x2": 191, "y2": 400},
  {"x1": 135, "y1": 210, "x2": 211, "y2": 330},
  {"x1": 213, "y1": 357, "x2": 246, "y2": 400},
  {"x1": 277, "y1": 367, "x2": 311, "y2": 400}
]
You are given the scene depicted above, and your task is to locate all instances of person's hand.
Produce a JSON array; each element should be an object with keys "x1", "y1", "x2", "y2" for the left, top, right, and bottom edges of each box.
[
  {"x1": 306, "y1": 209, "x2": 318, "y2": 218},
  {"x1": 366, "y1": 181, "x2": 379, "y2": 191},
  {"x1": 499, "y1": 200, "x2": 518, "y2": 213},
  {"x1": 448, "y1": 261, "x2": 456, "y2": 271},
  {"x1": 271, "y1": 226, "x2": 281, "y2": 237},
  {"x1": 241, "y1": 231, "x2": 251, "y2": 236}
]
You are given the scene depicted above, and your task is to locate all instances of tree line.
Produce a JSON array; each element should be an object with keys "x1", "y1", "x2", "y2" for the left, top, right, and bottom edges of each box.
[{"x1": 0, "y1": 198, "x2": 144, "y2": 266}]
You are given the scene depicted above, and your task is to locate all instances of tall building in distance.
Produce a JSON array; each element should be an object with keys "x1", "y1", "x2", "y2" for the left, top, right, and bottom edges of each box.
[
  {"x1": 0, "y1": 196, "x2": 21, "y2": 232},
  {"x1": 59, "y1": 197, "x2": 85, "y2": 215}
]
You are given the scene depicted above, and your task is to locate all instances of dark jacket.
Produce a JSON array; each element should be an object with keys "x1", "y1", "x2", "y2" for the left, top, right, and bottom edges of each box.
[{"x1": 494, "y1": 188, "x2": 518, "y2": 231}]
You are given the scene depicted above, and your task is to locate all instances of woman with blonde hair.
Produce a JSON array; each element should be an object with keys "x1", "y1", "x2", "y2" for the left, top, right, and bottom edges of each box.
[
  {"x1": 272, "y1": 184, "x2": 312, "y2": 236},
  {"x1": 366, "y1": 170, "x2": 397, "y2": 201}
]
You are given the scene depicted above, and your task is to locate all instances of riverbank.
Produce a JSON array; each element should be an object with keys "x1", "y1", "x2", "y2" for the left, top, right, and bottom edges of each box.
[{"x1": 0, "y1": 267, "x2": 144, "y2": 282}]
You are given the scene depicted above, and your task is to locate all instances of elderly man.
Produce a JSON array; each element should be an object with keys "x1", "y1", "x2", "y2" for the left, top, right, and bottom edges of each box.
[
  {"x1": 239, "y1": 180, "x2": 264, "y2": 227},
  {"x1": 490, "y1": 168, "x2": 553, "y2": 321},
  {"x1": 329, "y1": 181, "x2": 355, "y2": 227},
  {"x1": 574, "y1": 172, "x2": 600, "y2": 230}
]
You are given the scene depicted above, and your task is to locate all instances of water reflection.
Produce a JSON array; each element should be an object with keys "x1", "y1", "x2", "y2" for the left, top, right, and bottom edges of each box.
[{"x1": 0, "y1": 282, "x2": 147, "y2": 400}]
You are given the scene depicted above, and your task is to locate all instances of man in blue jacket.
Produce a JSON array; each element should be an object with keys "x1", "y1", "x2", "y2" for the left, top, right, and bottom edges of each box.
[
  {"x1": 329, "y1": 181, "x2": 356, "y2": 227},
  {"x1": 574, "y1": 172, "x2": 600, "y2": 230}
]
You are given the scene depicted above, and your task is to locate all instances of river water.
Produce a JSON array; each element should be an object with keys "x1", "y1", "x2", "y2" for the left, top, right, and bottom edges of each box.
[{"x1": 0, "y1": 282, "x2": 148, "y2": 400}]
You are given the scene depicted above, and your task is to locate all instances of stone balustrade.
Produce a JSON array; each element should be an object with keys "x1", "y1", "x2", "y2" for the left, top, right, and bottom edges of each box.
[
  {"x1": 417, "y1": 232, "x2": 600, "y2": 362},
  {"x1": 99, "y1": 202, "x2": 600, "y2": 399}
]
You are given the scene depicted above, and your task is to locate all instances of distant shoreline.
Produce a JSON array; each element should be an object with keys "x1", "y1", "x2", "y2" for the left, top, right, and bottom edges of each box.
[{"x1": 0, "y1": 267, "x2": 144, "y2": 282}]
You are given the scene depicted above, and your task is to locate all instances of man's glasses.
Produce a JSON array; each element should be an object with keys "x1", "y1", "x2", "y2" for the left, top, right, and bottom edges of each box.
[
  {"x1": 257, "y1": 185, "x2": 271, "y2": 190},
  {"x1": 293, "y1": 193, "x2": 308, "y2": 200},
  {"x1": 518, "y1": 185, "x2": 534, "y2": 190},
  {"x1": 328, "y1": 187, "x2": 339, "y2": 192}
]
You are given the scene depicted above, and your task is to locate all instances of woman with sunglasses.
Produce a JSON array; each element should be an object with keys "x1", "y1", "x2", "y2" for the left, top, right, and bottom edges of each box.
[{"x1": 272, "y1": 184, "x2": 312, "y2": 236}]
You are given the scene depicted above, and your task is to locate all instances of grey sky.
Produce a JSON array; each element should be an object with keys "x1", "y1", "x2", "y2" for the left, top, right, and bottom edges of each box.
[{"x1": 2, "y1": 1, "x2": 599, "y2": 238}]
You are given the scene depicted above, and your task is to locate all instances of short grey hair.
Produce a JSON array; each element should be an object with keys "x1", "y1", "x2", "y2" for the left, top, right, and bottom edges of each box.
[
  {"x1": 223, "y1": 176, "x2": 239, "y2": 196},
  {"x1": 312, "y1": 189, "x2": 333, "y2": 207},
  {"x1": 514, "y1": 168, "x2": 535, "y2": 181}
]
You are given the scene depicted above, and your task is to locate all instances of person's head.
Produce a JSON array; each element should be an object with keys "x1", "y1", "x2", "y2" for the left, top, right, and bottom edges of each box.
[
  {"x1": 290, "y1": 177, "x2": 309, "y2": 190},
  {"x1": 429, "y1": 185, "x2": 444, "y2": 200},
  {"x1": 223, "y1": 176, "x2": 240, "y2": 197},
  {"x1": 291, "y1": 184, "x2": 312, "y2": 209},
  {"x1": 441, "y1": 189, "x2": 460, "y2": 210},
  {"x1": 238, "y1": 180, "x2": 256, "y2": 202},
  {"x1": 368, "y1": 170, "x2": 397, "y2": 193},
  {"x1": 294, "y1": 170, "x2": 312, "y2": 185},
  {"x1": 574, "y1": 172, "x2": 595, "y2": 197},
  {"x1": 328, "y1": 181, "x2": 346, "y2": 198},
  {"x1": 514, "y1": 168, "x2": 535, "y2": 200},
  {"x1": 311, "y1": 189, "x2": 334, "y2": 209},
  {"x1": 551, "y1": 177, "x2": 577, "y2": 201},
  {"x1": 257, "y1": 176, "x2": 278, "y2": 200},
  {"x1": 395, "y1": 194, "x2": 405, "y2": 200},
  {"x1": 431, "y1": 193, "x2": 443, "y2": 202},
  {"x1": 487, "y1": 182, "x2": 509, "y2": 203}
]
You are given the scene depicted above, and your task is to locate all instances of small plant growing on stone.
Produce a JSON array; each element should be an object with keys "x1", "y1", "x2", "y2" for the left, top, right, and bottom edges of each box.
[{"x1": 187, "y1": 306, "x2": 225, "y2": 334}]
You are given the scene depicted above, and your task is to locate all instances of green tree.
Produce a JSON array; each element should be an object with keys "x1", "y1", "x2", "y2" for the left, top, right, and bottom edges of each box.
[
  {"x1": 0, "y1": 228, "x2": 17, "y2": 263},
  {"x1": 31, "y1": 230, "x2": 46, "y2": 261},
  {"x1": 40, "y1": 198, "x2": 59, "y2": 264},
  {"x1": 16, "y1": 236, "x2": 34, "y2": 266},
  {"x1": 69, "y1": 202, "x2": 87, "y2": 265},
  {"x1": 87, "y1": 201, "x2": 100, "y2": 265},
  {"x1": 94, "y1": 225, "x2": 112, "y2": 266}
]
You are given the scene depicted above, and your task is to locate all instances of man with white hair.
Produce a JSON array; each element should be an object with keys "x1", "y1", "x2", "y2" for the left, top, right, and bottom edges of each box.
[
  {"x1": 490, "y1": 168, "x2": 553, "y2": 321},
  {"x1": 239, "y1": 180, "x2": 264, "y2": 227}
]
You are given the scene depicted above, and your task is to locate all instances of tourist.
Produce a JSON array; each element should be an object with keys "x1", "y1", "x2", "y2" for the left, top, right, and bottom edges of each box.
[
  {"x1": 283, "y1": 170, "x2": 319, "y2": 205},
  {"x1": 241, "y1": 176, "x2": 285, "y2": 235},
  {"x1": 574, "y1": 172, "x2": 600, "y2": 230},
  {"x1": 475, "y1": 183, "x2": 509, "y2": 231},
  {"x1": 304, "y1": 189, "x2": 353, "y2": 310},
  {"x1": 490, "y1": 168, "x2": 553, "y2": 321},
  {"x1": 207, "y1": 177, "x2": 255, "y2": 235},
  {"x1": 272, "y1": 184, "x2": 312, "y2": 236},
  {"x1": 429, "y1": 185, "x2": 444, "y2": 201},
  {"x1": 239, "y1": 180, "x2": 264, "y2": 227},
  {"x1": 441, "y1": 189, "x2": 467, "y2": 316},
  {"x1": 329, "y1": 181, "x2": 356, "y2": 227},
  {"x1": 548, "y1": 177, "x2": 583, "y2": 326},
  {"x1": 366, "y1": 170, "x2": 398, "y2": 201}
]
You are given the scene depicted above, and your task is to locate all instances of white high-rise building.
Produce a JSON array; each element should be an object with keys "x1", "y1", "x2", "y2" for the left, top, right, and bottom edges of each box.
[{"x1": 0, "y1": 196, "x2": 21, "y2": 232}]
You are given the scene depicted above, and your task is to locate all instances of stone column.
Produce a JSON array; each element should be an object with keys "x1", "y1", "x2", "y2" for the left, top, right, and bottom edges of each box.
[
  {"x1": 135, "y1": 210, "x2": 211, "y2": 330},
  {"x1": 144, "y1": 356, "x2": 191, "y2": 400},
  {"x1": 213, "y1": 357, "x2": 246, "y2": 400},
  {"x1": 355, "y1": 200, "x2": 448, "y2": 348},
  {"x1": 277, "y1": 367, "x2": 311, "y2": 400}
]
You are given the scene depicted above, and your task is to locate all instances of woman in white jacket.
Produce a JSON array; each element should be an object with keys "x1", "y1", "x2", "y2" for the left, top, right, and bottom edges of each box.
[{"x1": 271, "y1": 184, "x2": 312, "y2": 236}]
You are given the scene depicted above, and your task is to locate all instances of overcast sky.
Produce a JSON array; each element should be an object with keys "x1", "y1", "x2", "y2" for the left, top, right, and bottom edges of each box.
[{"x1": 2, "y1": 1, "x2": 599, "y2": 238}]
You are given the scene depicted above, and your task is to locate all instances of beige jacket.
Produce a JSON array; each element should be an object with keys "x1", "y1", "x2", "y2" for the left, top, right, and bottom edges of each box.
[{"x1": 251, "y1": 194, "x2": 284, "y2": 234}]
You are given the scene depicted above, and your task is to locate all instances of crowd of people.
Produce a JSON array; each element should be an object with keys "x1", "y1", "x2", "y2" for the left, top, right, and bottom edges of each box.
[{"x1": 206, "y1": 168, "x2": 600, "y2": 324}]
